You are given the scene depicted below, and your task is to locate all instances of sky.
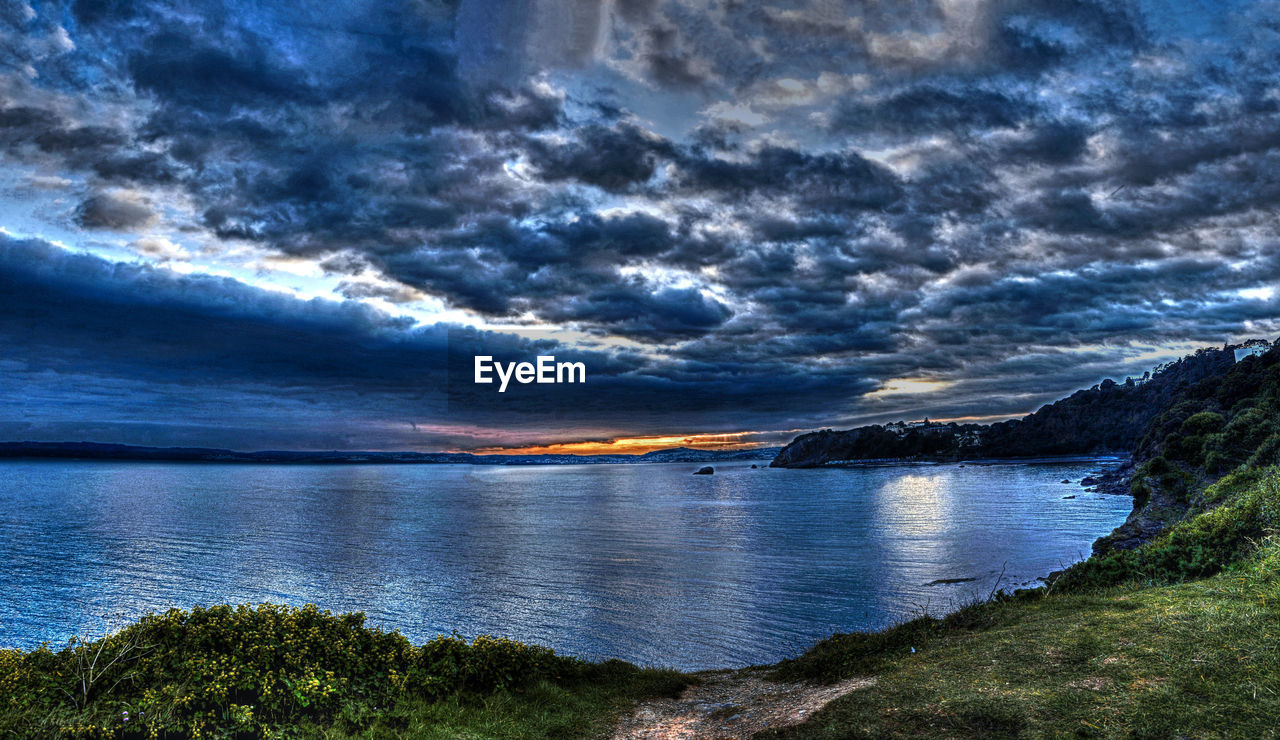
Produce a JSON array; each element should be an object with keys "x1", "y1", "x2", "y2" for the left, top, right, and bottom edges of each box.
[{"x1": 2, "y1": 0, "x2": 1279, "y2": 453}]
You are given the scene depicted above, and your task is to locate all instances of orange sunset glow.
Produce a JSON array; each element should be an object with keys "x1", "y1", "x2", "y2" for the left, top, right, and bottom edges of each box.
[{"x1": 474, "y1": 431, "x2": 789, "y2": 456}]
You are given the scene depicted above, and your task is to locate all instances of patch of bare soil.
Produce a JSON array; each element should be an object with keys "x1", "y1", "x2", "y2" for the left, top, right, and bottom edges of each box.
[{"x1": 611, "y1": 668, "x2": 874, "y2": 739}]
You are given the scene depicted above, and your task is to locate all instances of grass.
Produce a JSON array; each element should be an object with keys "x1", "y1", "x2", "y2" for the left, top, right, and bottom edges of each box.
[
  {"x1": 764, "y1": 543, "x2": 1280, "y2": 738},
  {"x1": 298, "y1": 668, "x2": 692, "y2": 739}
]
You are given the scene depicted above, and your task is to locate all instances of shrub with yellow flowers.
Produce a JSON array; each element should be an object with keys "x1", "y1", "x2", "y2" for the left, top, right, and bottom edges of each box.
[{"x1": 0, "y1": 603, "x2": 590, "y2": 738}]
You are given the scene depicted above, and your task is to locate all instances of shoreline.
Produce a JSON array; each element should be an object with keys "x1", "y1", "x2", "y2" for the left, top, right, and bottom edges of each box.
[
  {"x1": 770, "y1": 452, "x2": 1130, "y2": 469},
  {"x1": 774, "y1": 452, "x2": 1131, "y2": 479}
]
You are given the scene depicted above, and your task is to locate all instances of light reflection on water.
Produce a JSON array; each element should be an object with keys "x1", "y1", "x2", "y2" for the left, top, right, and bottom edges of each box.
[{"x1": 0, "y1": 459, "x2": 1129, "y2": 670}]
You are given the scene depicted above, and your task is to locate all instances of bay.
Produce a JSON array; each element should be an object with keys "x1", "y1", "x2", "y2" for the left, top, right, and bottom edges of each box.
[{"x1": 0, "y1": 458, "x2": 1129, "y2": 670}]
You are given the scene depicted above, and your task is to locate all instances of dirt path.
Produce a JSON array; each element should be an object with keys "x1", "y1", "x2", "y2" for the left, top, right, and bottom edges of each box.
[{"x1": 611, "y1": 669, "x2": 874, "y2": 739}]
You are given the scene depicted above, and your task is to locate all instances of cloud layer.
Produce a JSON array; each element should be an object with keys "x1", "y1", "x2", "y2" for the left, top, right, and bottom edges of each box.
[{"x1": 2, "y1": 0, "x2": 1279, "y2": 449}]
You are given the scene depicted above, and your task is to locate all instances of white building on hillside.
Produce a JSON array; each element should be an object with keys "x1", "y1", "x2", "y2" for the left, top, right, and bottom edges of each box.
[{"x1": 1234, "y1": 344, "x2": 1270, "y2": 362}]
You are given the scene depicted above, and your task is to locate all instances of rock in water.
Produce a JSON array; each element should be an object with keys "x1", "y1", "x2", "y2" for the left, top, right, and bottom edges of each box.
[{"x1": 694, "y1": 466, "x2": 714, "y2": 475}]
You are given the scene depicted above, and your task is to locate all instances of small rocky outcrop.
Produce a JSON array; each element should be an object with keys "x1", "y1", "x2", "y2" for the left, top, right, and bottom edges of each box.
[
  {"x1": 1088, "y1": 462, "x2": 1188, "y2": 555},
  {"x1": 1092, "y1": 487, "x2": 1187, "y2": 554},
  {"x1": 694, "y1": 466, "x2": 714, "y2": 475}
]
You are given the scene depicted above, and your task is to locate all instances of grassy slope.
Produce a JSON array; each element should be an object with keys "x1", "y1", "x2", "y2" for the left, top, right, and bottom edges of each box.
[
  {"x1": 299, "y1": 673, "x2": 691, "y2": 740},
  {"x1": 763, "y1": 560, "x2": 1280, "y2": 738},
  {"x1": 0, "y1": 610, "x2": 691, "y2": 739},
  {"x1": 765, "y1": 470, "x2": 1280, "y2": 739}
]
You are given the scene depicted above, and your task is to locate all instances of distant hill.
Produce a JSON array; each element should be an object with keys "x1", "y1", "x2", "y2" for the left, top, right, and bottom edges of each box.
[
  {"x1": 638, "y1": 446, "x2": 782, "y2": 463},
  {"x1": 771, "y1": 341, "x2": 1265, "y2": 468},
  {"x1": 0, "y1": 441, "x2": 780, "y2": 466}
]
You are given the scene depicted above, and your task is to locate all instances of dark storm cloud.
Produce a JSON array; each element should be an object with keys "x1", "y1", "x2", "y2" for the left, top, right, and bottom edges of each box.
[
  {"x1": 832, "y1": 85, "x2": 1036, "y2": 137},
  {"x1": 544, "y1": 284, "x2": 732, "y2": 341},
  {"x1": 987, "y1": 0, "x2": 1144, "y2": 71},
  {"x1": 674, "y1": 146, "x2": 903, "y2": 211},
  {"x1": 0, "y1": 235, "x2": 896, "y2": 445},
  {"x1": 907, "y1": 254, "x2": 1280, "y2": 350},
  {"x1": 0, "y1": 106, "x2": 64, "y2": 148},
  {"x1": 0, "y1": 100, "x2": 182, "y2": 188},
  {"x1": 376, "y1": 245, "x2": 519, "y2": 315},
  {"x1": 525, "y1": 122, "x2": 675, "y2": 191},
  {"x1": 20, "y1": 0, "x2": 561, "y2": 264},
  {"x1": 74, "y1": 192, "x2": 156, "y2": 230},
  {"x1": 0, "y1": 235, "x2": 434, "y2": 387},
  {"x1": 127, "y1": 31, "x2": 318, "y2": 112},
  {"x1": 1001, "y1": 120, "x2": 1091, "y2": 165},
  {"x1": 0, "y1": 106, "x2": 139, "y2": 174},
  {"x1": 365, "y1": 210, "x2": 736, "y2": 341},
  {"x1": 639, "y1": 25, "x2": 708, "y2": 91},
  {"x1": 31, "y1": 123, "x2": 128, "y2": 155},
  {"x1": 498, "y1": 211, "x2": 676, "y2": 268}
]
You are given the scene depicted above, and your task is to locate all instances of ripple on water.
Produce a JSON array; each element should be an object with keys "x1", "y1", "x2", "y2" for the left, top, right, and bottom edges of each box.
[{"x1": 0, "y1": 459, "x2": 1130, "y2": 669}]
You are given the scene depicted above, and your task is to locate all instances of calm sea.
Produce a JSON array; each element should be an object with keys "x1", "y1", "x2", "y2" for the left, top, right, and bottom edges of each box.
[{"x1": 0, "y1": 458, "x2": 1129, "y2": 670}]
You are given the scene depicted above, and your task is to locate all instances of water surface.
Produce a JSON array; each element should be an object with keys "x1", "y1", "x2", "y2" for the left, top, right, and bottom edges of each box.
[{"x1": 0, "y1": 459, "x2": 1129, "y2": 669}]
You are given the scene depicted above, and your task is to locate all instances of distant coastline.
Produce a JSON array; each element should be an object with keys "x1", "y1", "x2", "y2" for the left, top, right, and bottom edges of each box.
[
  {"x1": 0, "y1": 441, "x2": 781, "y2": 466},
  {"x1": 776, "y1": 453, "x2": 1128, "y2": 468}
]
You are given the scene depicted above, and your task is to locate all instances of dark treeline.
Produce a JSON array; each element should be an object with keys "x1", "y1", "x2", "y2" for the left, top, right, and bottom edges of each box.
[
  {"x1": 1124, "y1": 342, "x2": 1280, "y2": 502},
  {"x1": 772, "y1": 341, "x2": 1265, "y2": 467}
]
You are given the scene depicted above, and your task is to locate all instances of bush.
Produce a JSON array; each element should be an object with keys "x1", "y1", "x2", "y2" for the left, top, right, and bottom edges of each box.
[
  {"x1": 412, "y1": 633, "x2": 582, "y2": 699},
  {"x1": 0, "y1": 604, "x2": 592, "y2": 739},
  {"x1": 1180, "y1": 411, "x2": 1225, "y2": 437},
  {"x1": 1132, "y1": 454, "x2": 1194, "y2": 502},
  {"x1": 1249, "y1": 432, "x2": 1280, "y2": 468}
]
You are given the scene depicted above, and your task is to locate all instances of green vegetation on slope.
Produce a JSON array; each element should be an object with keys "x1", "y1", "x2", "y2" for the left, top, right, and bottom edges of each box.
[
  {"x1": 766, "y1": 535, "x2": 1280, "y2": 738},
  {"x1": 1068, "y1": 343, "x2": 1280, "y2": 578},
  {"x1": 0, "y1": 604, "x2": 689, "y2": 739},
  {"x1": 1059, "y1": 466, "x2": 1278, "y2": 591},
  {"x1": 1124, "y1": 345, "x2": 1280, "y2": 501}
]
